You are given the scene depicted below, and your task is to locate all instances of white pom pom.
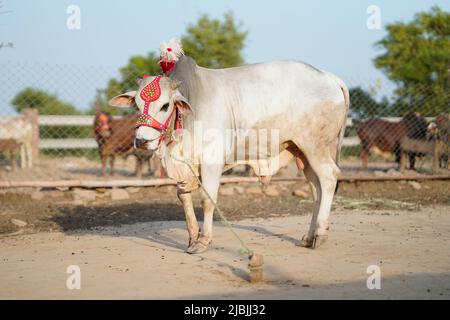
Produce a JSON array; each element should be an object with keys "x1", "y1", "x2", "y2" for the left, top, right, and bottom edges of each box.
[{"x1": 160, "y1": 38, "x2": 184, "y2": 62}]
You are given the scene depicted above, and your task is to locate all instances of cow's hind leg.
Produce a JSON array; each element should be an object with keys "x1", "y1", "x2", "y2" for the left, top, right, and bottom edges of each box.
[
  {"x1": 297, "y1": 153, "x2": 321, "y2": 248},
  {"x1": 298, "y1": 149, "x2": 339, "y2": 249}
]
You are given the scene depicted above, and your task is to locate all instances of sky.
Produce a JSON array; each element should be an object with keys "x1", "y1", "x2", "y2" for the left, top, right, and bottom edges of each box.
[{"x1": 0, "y1": 0, "x2": 449, "y2": 114}]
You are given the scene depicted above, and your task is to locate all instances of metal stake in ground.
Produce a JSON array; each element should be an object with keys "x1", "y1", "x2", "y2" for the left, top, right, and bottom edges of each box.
[{"x1": 171, "y1": 155, "x2": 264, "y2": 283}]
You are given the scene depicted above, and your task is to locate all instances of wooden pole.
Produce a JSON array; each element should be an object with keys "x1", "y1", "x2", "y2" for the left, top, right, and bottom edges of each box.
[
  {"x1": 22, "y1": 108, "x2": 40, "y2": 164},
  {"x1": 0, "y1": 175, "x2": 449, "y2": 189}
]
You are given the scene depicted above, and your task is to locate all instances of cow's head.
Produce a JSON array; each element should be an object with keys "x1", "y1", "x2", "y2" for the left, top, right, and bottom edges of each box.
[
  {"x1": 109, "y1": 75, "x2": 192, "y2": 151},
  {"x1": 94, "y1": 111, "x2": 112, "y2": 138}
]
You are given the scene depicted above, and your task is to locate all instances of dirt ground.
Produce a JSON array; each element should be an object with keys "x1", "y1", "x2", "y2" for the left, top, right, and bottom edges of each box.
[
  {"x1": 0, "y1": 180, "x2": 449, "y2": 299},
  {"x1": 0, "y1": 207, "x2": 449, "y2": 299},
  {"x1": 1, "y1": 180, "x2": 449, "y2": 235},
  {"x1": 0, "y1": 153, "x2": 444, "y2": 182}
]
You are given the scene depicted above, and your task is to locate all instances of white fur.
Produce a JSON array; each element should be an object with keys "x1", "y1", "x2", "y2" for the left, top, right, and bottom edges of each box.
[{"x1": 159, "y1": 38, "x2": 184, "y2": 63}]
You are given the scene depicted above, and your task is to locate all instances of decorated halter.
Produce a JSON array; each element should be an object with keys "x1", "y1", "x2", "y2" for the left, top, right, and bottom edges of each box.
[
  {"x1": 134, "y1": 39, "x2": 185, "y2": 145},
  {"x1": 135, "y1": 74, "x2": 183, "y2": 146}
]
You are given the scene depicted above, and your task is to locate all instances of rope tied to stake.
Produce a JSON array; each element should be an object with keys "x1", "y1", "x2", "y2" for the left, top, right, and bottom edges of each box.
[
  {"x1": 171, "y1": 154, "x2": 264, "y2": 282},
  {"x1": 170, "y1": 155, "x2": 253, "y2": 257}
]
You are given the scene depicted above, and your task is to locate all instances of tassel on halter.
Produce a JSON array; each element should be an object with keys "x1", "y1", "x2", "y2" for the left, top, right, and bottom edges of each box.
[{"x1": 159, "y1": 38, "x2": 184, "y2": 74}]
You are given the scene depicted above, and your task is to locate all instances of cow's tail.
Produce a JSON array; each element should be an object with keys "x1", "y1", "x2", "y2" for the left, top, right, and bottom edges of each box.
[
  {"x1": 325, "y1": 75, "x2": 349, "y2": 194},
  {"x1": 331, "y1": 75, "x2": 350, "y2": 166}
]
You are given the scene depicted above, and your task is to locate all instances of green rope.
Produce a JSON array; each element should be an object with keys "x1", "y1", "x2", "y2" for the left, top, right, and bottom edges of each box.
[{"x1": 171, "y1": 155, "x2": 253, "y2": 257}]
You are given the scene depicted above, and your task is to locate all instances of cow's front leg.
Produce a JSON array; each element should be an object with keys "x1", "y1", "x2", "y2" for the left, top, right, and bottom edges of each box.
[
  {"x1": 135, "y1": 157, "x2": 143, "y2": 178},
  {"x1": 188, "y1": 164, "x2": 222, "y2": 254},
  {"x1": 177, "y1": 188, "x2": 200, "y2": 250},
  {"x1": 110, "y1": 154, "x2": 115, "y2": 176}
]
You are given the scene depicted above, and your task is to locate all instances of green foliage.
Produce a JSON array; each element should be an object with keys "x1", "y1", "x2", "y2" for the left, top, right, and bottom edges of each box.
[
  {"x1": 349, "y1": 87, "x2": 390, "y2": 119},
  {"x1": 97, "y1": 13, "x2": 247, "y2": 114},
  {"x1": 116, "y1": 52, "x2": 161, "y2": 92},
  {"x1": 11, "y1": 87, "x2": 79, "y2": 115},
  {"x1": 94, "y1": 52, "x2": 161, "y2": 116},
  {"x1": 181, "y1": 12, "x2": 247, "y2": 68},
  {"x1": 374, "y1": 6, "x2": 450, "y2": 116}
]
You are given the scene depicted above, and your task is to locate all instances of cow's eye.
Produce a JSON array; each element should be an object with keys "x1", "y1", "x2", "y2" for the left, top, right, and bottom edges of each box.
[{"x1": 161, "y1": 103, "x2": 169, "y2": 112}]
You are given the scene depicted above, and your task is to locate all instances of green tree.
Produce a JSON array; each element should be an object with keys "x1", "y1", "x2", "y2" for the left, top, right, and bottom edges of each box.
[
  {"x1": 94, "y1": 52, "x2": 161, "y2": 115},
  {"x1": 349, "y1": 87, "x2": 390, "y2": 119},
  {"x1": 374, "y1": 6, "x2": 450, "y2": 115},
  {"x1": 11, "y1": 88, "x2": 79, "y2": 115},
  {"x1": 181, "y1": 12, "x2": 247, "y2": 68},
  {"x1": 98, "y1": 13, "x2": 247, "y2": 114}
]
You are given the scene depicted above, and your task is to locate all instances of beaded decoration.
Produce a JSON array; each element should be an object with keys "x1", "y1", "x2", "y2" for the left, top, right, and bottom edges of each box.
[
  {"x1": 140, "y1": 75, "x2": 162, "y2": 115},
  {"x1": 135, "y1": 74, "x2": 183, "y2": 146}
]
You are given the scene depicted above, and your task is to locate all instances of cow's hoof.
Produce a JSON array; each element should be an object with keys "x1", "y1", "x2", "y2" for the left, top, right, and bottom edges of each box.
[
  {"x1": 313, "y1": 235, "x2": 328, "y2": 248},
  {"x1": 186, "y1": 239, "x2": 210, "y2": 254},
  {"x1": 297, "y1": 235, "x2": 314, "y2": 248},
  {"x1": 297, "y1": 234, "x2": 328, "y2": 249}
]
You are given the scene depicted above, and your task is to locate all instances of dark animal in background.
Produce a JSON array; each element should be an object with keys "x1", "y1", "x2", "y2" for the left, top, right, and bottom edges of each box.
[
  {"x1": 402, "y1": 112, "x2": 429, "y2": 169},
  {"x1": 93, "y1": 111, "x2": 156, "y2": 177},
  {"x1": 430, "y1": 113, "x2": 450, "y2": 169},
  {"x1": 357, "y1": 112, "x2": 428, "y2": 170}
]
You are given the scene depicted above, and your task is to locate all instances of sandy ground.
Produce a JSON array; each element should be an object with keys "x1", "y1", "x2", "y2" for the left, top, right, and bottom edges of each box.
[{"x1": 1, "y1": 205, "x2": 449, "y2": 299}]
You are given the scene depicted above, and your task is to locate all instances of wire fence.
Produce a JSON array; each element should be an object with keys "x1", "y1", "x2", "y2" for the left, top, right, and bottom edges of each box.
[{"x1": 0, "y1": 62, "x2": 449, "y2": 184}]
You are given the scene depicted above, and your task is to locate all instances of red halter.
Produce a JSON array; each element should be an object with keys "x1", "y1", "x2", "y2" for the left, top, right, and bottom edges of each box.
[{"x1": 135, "y1": 75, "x2": 182, "y2": 145}]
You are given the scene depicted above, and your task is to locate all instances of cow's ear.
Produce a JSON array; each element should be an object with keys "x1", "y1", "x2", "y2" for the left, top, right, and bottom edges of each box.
[
  {"x1": 108, "y1": 91, "x2": 137, "y2": 108},
  {"x1": 172, "y1": 92, "x2": 193, "y2": 115}
]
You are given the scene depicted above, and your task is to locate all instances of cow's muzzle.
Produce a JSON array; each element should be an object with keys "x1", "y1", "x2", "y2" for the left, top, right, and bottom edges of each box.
[{"x1": 134, "y1": 138, "x2": 149, "y2": 150}]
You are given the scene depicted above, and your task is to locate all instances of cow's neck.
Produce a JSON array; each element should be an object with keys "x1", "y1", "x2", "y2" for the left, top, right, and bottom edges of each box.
[
  {"x1": 157, "y1": 120, "x2": 200, "y2": 184},
  {"x1": 170, "y1": 56, "x2": 199, "y2": 105}
]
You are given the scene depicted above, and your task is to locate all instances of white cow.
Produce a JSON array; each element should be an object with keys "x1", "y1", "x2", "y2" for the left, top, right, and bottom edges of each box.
[
  {"x1": 110, "y1": 55, "x2": 349, "y2": 254},
  {"x1": 0, "y1": 116, "x2": 33, "y2": 169}
]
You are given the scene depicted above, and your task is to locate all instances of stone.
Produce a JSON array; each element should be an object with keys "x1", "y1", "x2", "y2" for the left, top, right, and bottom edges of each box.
[
  {"x1": 293, "y1": 189, "x2": 309, "y2": 198},
  {"x1": 263, "y1": 186, "x2": 279, "y2": 197},
  {"x1": 408, "y1": 181, "x2": 422, "y2": 190},
  {"x1": 11, "y1": 218, "x2": 27, "y2": 228},
  {"x1": 72, "y1": 188, "x2": 96, "y2": 201},
  {"x1": 48, "y1": 191, "x2": 65, "y2": 198},
  {"x1": 110, "y1": 188, "x2": 130, "y2": 201},
  {"x1": 71, "y1": 200, "x2": 86, "y2": 206},
  {"x1": 403, "y1": 170, "x2": 417, "y2": 176},
  {"x1": 95, "y1": 191, "x2": 110, "y2": 198},
  {"x1": 374, "y1": 170, "x2": 385, "y2": 177},
  {"x1": 126, "y1": 187, "x2": 141, "y2": 194},
  {"x1": 31, "y1": 191, "x2": 44, "y2": 201},
  {"x1": 387, "y1": 169, "x2": 402, "y2": 177},
  {"x1": 234, "y1": 186, "x2": 245, "y2": 195},
  {"x1": 246, "y1": 186, "x2": 263, "y2": 195},
  {"x1": 219, "y1": 187, "x2": 235, "y2": 196}
]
